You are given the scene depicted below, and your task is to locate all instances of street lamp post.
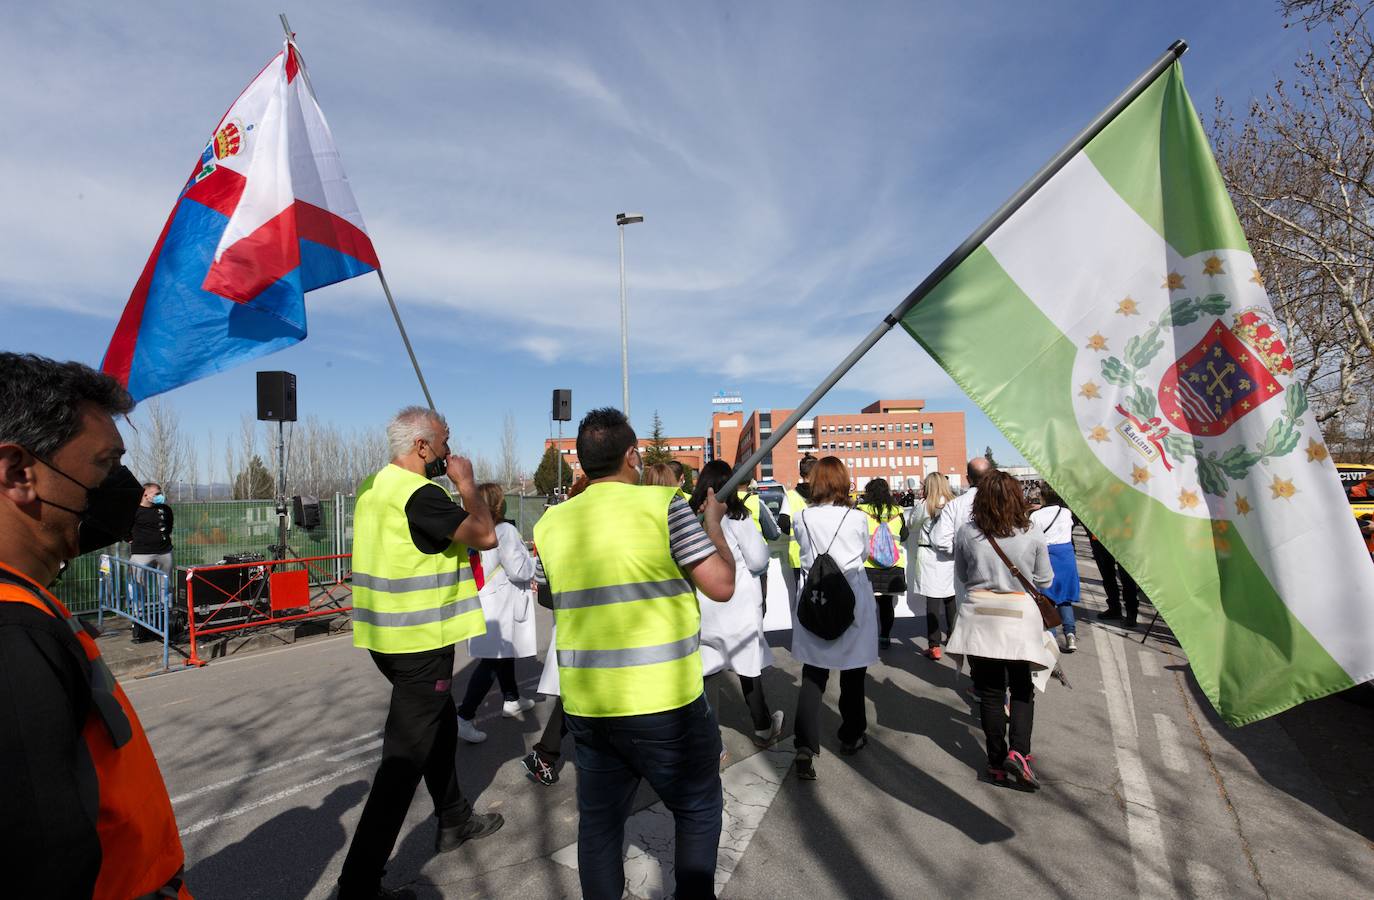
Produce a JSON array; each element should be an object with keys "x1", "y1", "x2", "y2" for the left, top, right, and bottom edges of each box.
[{"x1": 616, "y1": 212, "x2": 644, "y2": 422}]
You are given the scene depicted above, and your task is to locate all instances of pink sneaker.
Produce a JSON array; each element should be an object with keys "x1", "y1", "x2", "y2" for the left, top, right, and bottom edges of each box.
[{"x1": 1003, "y1": 750, "x2": 1041, "y2": 791}]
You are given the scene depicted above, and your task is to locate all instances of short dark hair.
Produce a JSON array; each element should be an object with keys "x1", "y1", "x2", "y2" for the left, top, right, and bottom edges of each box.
[
  {"x1": 0, "y1": 353, "x2": 134, "y2": 458},
  {"x1": 861, "y1": 478, "x2": 896, "y2": 515},
  {"x1": 576, "y1": 407, "x2": 636, "y2": 479},
  {"x1": 667, "y1": 459, "x2": 684, "y2": 479},
  {"x1": 798, "y1": 454, "x2": 818, "y2": 480},
  {"x1": 143, "y1": 482, "x2": 162, "y2": 492},
  {"x1": 690, "y1": 459, "x2": 748, "y2": 519}
]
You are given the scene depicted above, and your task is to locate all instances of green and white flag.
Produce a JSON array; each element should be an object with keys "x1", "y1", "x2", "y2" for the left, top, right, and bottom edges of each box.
[{"x1": 902, "y1": 62, "x2": 1374, "y2": 725}]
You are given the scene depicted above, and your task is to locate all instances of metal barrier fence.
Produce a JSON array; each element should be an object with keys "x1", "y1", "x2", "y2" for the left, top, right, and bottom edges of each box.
[
  {"x1": 185, "y1": 553, "x2": 353, "y2": 667},
  {"x1": 54, "y1": 493, "x2": 549, "y2": 616},
  {"x1": 97, "y1": 555, "x2": 172, "y2": 670}
]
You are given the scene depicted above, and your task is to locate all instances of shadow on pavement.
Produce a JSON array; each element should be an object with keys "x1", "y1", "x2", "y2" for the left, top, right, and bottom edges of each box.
[
  {"x1": 1180, "y1": 664, "x2": 1374, "y2": 848},
  {"x1": 187, "y1": 780, "x2": 369, "y2": 899}
]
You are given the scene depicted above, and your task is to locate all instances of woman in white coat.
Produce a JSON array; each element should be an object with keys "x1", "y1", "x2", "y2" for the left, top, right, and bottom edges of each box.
[
  {"x1": 456, "y1": 483, "x2": 538, "y2": 743},
  {"x1": 906, "y1": 471, "x2": 957, "y2": 660},
  {"x1": 690, "y1": 461, "x2": 785, "y2": 750},
  {"x1": 790, "y1": 456, "x2": 878, "y2": 780}
]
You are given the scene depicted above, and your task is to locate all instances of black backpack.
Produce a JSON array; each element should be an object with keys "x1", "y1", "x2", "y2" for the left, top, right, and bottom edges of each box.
[{"x1": 796, "y1": 510, "x2": 856, "y2": 640}]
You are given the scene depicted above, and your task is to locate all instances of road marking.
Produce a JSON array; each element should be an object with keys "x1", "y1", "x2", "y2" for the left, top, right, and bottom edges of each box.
[
  {"x1": 178, "y1": 755, "x2": 380, "y2": 837},
  {"x1": 169, "y1": 730, "x2": 381, "y2": 805},
  {"x1": 1097, "y1": 630, "x2": 1173, "y2": 898},
  {"x1": 552, "y1": 738, "x2": 796, "y2": 898},
  {"x1": 1152, "y1": 713, "x2": 1190, "y2": 774},
  {"x1": 1138, "y1": 646, "x2": 1163, "y2": 679},
  {"x1": 327, "y1": 739, "x2": 384, "y2": 761}
]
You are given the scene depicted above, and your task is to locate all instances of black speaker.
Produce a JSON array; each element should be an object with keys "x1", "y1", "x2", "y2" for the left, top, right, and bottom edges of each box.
[
  {"x1": 257, "y1": 371, "x2": 297, "y2": 422},
  {"x1": 552, "y1": 388, "x2": 572, "y2": 422},
  {"x1": 293, "y1": 494, "x2": 322, "y2": 529}
]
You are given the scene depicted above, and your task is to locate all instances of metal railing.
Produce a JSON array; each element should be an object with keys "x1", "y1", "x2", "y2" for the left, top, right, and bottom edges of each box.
[{"x1": 97, "y1": 555, "x2": 172, "y2": 670}]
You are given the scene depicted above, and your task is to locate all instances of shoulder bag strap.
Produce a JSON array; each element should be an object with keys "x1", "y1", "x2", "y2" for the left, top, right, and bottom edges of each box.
[
  {"x1": 823, "y1": 508, "x2": 851, "y2": 555},
  {"x1": 986, "y1": 534, "x2": 1040, "y2": 596}
]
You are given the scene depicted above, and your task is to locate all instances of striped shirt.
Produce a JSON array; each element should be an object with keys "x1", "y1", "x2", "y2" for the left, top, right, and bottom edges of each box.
[{"x1": 534, "y1": 497, "x2": 715, "y2": 585}]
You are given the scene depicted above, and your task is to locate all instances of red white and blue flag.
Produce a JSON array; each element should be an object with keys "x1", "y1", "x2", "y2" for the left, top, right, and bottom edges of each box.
[{"x1": 102, "y1": 39, "x2": 378, "y2": 400}]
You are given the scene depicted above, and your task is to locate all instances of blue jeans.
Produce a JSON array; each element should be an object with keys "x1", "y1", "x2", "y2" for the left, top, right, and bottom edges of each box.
[
  {"x1": 1057, "y1": 602, "x2": 1077, "y2": 636},
  {"x1": 565, "y1": 693, "x2": 723, "y2": 900}
]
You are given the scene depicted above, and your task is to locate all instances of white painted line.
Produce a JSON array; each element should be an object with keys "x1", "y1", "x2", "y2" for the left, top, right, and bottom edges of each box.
[
  {"x1": 1138, "y1": 646, "x2": 1163, "y2": 679},
  {"x1": 169, "y1": 729, "x2": 381, "y2": 805},
  {"x1": 327, "y1": 739, "x2": 384, "y2": 761},
  {"x1": 178, "y1": 755, "x2": 380, "y2": 837},
  {"x1": 1152, "y1": 713, "x2": 1190, "y2": 774},
  {"x1": 551, "y1": 738, "x2": 796, "y2": 898},
  {"x1": 1185, "y1": 859, "x2": 1227, "y2": 899},
  {"x1": 1097, "y1": 630, "x2": 1173, "y2": 898}
]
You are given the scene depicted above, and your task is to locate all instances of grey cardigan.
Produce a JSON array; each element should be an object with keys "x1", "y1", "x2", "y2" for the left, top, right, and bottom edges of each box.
[{"x1": 954, "y1": 524, "x2": 1053, "y2": 593}]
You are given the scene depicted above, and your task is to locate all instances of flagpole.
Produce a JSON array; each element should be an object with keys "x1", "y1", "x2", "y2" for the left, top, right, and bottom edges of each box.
[
  {"x1": 278, "y1": 13, "x2": 437, "y2": 412},
  {"x1": 376, "y1": 269, "x2": 438, "y2": 411},
  {"x1": 716, "y1": 39, "x2": 1188, "y2": 499}
]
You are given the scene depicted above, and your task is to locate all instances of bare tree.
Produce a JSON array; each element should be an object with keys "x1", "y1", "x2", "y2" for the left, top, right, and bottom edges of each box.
[
  {"x1": 126, "y1": 397, "x2": 189, "y2": 488},
  {"x1": 1211, "y1": 0, "x2": 1374, "y2": 426},
  {"x1": 498, "y1": 412, "x2": 523, "y2": 491}
]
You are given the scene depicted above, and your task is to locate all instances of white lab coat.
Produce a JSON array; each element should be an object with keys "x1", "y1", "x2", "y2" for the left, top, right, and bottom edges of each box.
[
  {"x1": 791, "y1": 505, "x2": 879, "y2": 670},
  {"x1": 467, "y1": 522, "x2": 538, "y2": 659},
  {"x1": 699, "y1": 516, "x2": 773, "y2": 678},
  {"x1": 906, "y1": 500, "x2": 956, "y2": 610}
]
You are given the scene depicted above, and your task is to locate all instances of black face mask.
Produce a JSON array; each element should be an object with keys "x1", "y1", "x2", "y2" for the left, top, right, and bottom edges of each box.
[
  {"x1": 33, "y1": 456, "x2": 144, "y2": 556},
  {"x1": 423, "y1": 443, "x2": 449, "y2": 480}
]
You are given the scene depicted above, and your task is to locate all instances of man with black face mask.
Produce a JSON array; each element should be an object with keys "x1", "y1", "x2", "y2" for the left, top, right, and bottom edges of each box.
[{"x1": 0, "y1": 353, "x2": 190, "y2": 898}]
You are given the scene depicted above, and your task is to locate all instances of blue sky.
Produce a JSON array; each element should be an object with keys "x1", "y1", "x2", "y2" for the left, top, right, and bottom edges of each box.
[{"x1": 2, "y1": 2, "x2": 1315, "y2": 480}]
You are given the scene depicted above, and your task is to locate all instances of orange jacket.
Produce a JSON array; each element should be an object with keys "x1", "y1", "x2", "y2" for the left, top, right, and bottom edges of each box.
[{"x1": 0, "y1": 561, "x2": 189, "y2": 899}]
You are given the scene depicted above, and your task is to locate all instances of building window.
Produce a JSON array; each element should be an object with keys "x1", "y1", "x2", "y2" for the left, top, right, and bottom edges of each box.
[
  {"x1": 861, "y1": 424, "x2": 869, "y2": 432},
  {"x1": 923, "y1": 422, "x2": 934, "y2": 434},
  {"x1": 923, "y1": 439, "x2": 935, "y2": 449}
]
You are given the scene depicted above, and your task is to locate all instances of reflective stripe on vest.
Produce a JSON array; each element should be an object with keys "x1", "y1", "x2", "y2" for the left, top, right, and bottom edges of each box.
[
  {"x1": 0, "y1": 564, "x2": 189, "y2": 899},
  {"x1": 559, "y1": 632, "x2": 700, "y2": 669},
  {"x1": 533, "y1": 482, "x2": 702, "y2": 717},
  {"x1": 553, "y1": 576, "x2": 694, "y2": 611},
  {"x1": 351, "y1": 464, "x2": 486, "y2": 653}
]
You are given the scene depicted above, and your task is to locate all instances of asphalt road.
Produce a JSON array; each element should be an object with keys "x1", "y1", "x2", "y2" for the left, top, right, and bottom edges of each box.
[{"x1": 121, "y1": 539, "x2": 1373, "y2": 899}]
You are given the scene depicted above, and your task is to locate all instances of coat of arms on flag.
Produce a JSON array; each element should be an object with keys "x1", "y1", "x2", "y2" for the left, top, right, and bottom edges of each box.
[
  {"x1": 102, "y1": 37, "x2": 378, "y2": 402},
  {"x1": 1074, "y1": 250, "x2": 1309, "y2": 508}
]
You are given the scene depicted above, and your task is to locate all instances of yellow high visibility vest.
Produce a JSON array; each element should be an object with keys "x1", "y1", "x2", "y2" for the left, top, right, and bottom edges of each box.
[
  {"x1": 785, "y1": 488, "x2": 807, "y2": 568},
  {"x1": 351, "y1": 464, "x2": 485, "y2": 654},
  {"x1": 533, "y1": 482, "x2": 702, "y2": 717},
  {"x1": 858, "y1": 502, "x2": 907, "y2": 569}
]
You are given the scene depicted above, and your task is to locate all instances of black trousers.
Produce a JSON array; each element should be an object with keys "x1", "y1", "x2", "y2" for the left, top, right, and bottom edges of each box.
[
  {"x1": 925, "y1": 594, "x2": 957, "y2": 646},
  {"x1": 793, "y1": 664, "x2": 866, "y2": 755},
  {"x1": 704, "y1": 670, "x2": 773, "y2": 732},
  {"x1": 875, "y1": 594, "x2": 897, "y2": 640},
  {"x1": 1089, "y1": 537, "x2": 1139, "y2": 619},
  {"x1": 456, "y1": 657, "x2": 518, "y2": 720},
  {"x1": 534, "y1": 696, "x2": 568, "y2": 764},
  {"x1": 339, "y1": 647, "x2": 472, "y2": 896},
  {"x1": 969, "y1": 656, "x2": 1034, "y2": 768}
]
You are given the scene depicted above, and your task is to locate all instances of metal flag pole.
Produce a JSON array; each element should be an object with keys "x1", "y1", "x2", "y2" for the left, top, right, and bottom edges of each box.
[
  {"x1": 716, "y1": 40, "x2": 1189, "y2": 499},
  {"x1": 278, "y1": 13, "x2": 436, "y2": 412}
]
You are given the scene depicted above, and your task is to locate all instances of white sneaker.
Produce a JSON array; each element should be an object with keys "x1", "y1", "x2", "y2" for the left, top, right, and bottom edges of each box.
[
  {"x1": 753, "y1": 710, "x2": 785, "y2": 747},
  {"x1": 456, "y1": 716, "x2": 487, "y2": 743},
  {"x1": 502, "y1": 698, "x2": 535, "y2": 717},
  {"x1": 1065, "y1": 633, "x2": 1078, "y2": 653}
]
